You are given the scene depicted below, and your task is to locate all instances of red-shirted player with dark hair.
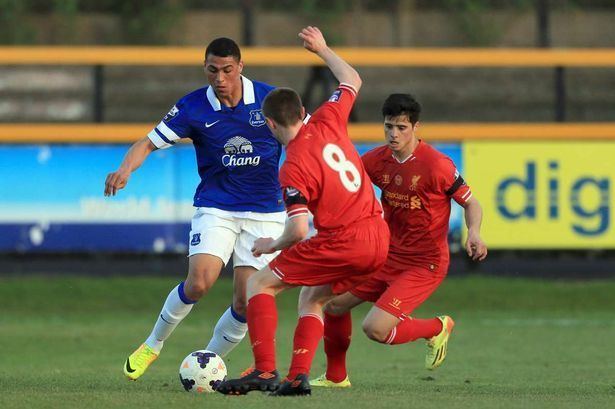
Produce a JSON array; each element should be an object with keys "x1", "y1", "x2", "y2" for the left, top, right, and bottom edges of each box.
[
  {"x1": 216, "y1": 26, "x2": 389, "y2": 397},
  {"x1": 310, "y1": 93, "x2": 488, "y2": 389}
]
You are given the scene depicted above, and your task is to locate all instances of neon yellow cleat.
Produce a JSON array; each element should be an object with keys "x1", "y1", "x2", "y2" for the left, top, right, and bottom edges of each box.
[
  {"x1": 124, "y1": 343, "x2": 159, "y2": 380},
  {"x1": 425, "y1": 315, "x2": 455, "y2": 370},
  {"x1": 309, "y1": 373, "x2": 351, "y2": 388}
]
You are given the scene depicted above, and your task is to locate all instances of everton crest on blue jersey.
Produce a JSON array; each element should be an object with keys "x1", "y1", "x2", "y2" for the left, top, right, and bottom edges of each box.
[
  {"x1": 249, "y1": 109, "x2": 267, "y2": 127},
  {"x1": 147, "y1": 76, "x2": 283, "y2": 213}
]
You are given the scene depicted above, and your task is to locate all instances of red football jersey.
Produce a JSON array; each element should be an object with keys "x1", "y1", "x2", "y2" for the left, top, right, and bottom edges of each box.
[
  {"x1": 279, "y1": 84, "x2": 382, "y2": 231},
  {"x1": 361, "y1": 141, "x2": 472, "y2": 272}
]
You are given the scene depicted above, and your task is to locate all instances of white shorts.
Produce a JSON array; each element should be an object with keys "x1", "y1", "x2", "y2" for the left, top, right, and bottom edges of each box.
[{"x1": 188, "y1": 207, "x2": 285, "y2": 270}]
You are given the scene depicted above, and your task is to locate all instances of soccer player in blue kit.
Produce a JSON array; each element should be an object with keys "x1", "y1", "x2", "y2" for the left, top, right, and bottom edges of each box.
[{"x1": 104, "y1": 38, "x2": 285, "y2": 380}]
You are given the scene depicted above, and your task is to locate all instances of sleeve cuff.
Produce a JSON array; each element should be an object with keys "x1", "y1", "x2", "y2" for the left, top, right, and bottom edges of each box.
[
  {"x1": 287, "y1": 206, "x2": 309, "y2": 219},
  {"x1": 338, "y1": 82, "x2": 358, "y2": 96}
]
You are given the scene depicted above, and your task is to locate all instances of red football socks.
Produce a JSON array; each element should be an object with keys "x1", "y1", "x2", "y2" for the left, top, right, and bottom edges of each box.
[
  {"x1": 247, "y1": 293, "x2": 278, "y2": 372},
  {"x1": 323, "y1": 312, "x2": 352, "y2": 382},
  {"x1": 385, "y1": 317, "x2": 443, "y2": 344},
  {"x1": 287, "y1": 314, "x2": 324, "y2": 379}
]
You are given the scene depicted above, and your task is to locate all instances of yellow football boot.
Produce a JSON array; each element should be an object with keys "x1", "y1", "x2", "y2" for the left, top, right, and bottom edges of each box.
[
  {"x1": 309, "y1": 373, "x2": 352, "y2": 388},
  {"x1": 124, "y1": 343, "x2": 159, "y2": 380},
  {"x1": 425, "y1": 315, "x2": 455, "y2": 370}
]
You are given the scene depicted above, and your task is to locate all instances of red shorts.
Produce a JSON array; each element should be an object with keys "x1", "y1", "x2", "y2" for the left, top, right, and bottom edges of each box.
[
  {"x1": 269, "y1": 217, "x2": 389, "y2": 294},
  {"x1": 350, "y1": 261, "x2": 446, "y2": 320}
]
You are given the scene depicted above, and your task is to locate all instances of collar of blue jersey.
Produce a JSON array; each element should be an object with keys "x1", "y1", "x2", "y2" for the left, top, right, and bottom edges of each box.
[{"x1": 206, "y1": 75, "x2": 256, "y2": 112}]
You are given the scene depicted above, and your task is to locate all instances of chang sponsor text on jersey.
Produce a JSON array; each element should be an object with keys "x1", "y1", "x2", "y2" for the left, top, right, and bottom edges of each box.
[{"x1": 222, "y1": 136, "x2": 260, "y2": 167}]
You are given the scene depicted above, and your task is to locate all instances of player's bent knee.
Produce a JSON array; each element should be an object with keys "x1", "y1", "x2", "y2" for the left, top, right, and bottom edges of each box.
[
  {"x1": 299, "y1": 287, "x2": 324, "y2": 305},
  {"x1": 298, "y1": 285, "x2": 333, "y2": 316},
  {"x1": 186, "y1": 257, "x2": 223, "y2": 300},
  {"x1": 298, "y1": 296, "x2": 325, "y2": 316},
  {"x1": 362, "y1": 321, "x2": 389, "y2": 343},
  {"x1": 184, "y1": 279, "x2": 212, "y2": 300},
  {"x1": 324, "y1": 300, "x2": 350, "y2": 316}
]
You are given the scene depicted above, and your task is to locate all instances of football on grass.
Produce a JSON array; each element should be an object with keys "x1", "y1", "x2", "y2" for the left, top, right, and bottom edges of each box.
[{"x1": 179, "y1": 350, "x2": 227, "y2": 393}]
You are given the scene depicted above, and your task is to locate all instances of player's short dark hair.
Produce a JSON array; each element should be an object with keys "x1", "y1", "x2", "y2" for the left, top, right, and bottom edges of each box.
[
  {"x1": 262, "y1": 88, "x2": 303, "y2": 127},
  {"x1": 382, "y1": 93, "x2": 421, "y2": 125},
  {"x1": 205, "y1": 37, "x2": 241, "y2": 61}
]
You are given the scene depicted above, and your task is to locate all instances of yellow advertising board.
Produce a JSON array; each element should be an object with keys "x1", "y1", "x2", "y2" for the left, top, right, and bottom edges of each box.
[{"x1": 463, "y1": 142, "x2": 613, "y2": 249}]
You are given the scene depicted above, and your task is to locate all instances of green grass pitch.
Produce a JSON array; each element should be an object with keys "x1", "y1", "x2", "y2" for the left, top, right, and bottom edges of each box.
[{"x1": 1, "y1": 274, "x2": 614, "y2": 408}]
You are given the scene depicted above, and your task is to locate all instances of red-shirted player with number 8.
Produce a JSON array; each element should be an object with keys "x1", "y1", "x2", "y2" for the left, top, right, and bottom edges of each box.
[
  {"x1": 310, "y1": 93, "x2": 488, "y2": 389},
  {"x1": 216, "y1": 26, "x2": 389, "y2": 396}
]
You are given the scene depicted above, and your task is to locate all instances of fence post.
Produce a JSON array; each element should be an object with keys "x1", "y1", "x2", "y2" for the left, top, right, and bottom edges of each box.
[
  {"x1": 241, "y1": 0, "x2": 255, "y2": 46},
  {"x1": 536, "y1": 0, "x2": 565, "y2": 122},
  {"x1": 92, "y1": 65, "x2": 104, "y2": 123},
  {"x1": 554, "y1": 67, "x2": 566, "y2": 122}
]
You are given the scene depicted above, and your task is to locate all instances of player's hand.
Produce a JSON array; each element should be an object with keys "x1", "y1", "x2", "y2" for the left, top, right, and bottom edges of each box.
[
  {"x1": 104, "y1": 170, "x2": 130, "y2": 196},
  {"x1": 251, "y1": 237, "x2": 276, "y2": 257},
  {"x1": 465, "y1": 231, "x2": 488, "y2": 261},
  {"x1": 299, "y1": 26, "x2": 327, "y2": 54}
]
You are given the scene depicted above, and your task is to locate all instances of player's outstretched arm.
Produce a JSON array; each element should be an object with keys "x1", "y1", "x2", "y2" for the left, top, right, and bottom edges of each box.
[
  {"x1": 462, "y1": 197, "x2": 488, "y2": 261},
  {"x1": 104, "y1": 136, "x2": 157, "y2": 197},
  {"x1": 299, "y1": 26, "x2": 362, "y2": 93}
]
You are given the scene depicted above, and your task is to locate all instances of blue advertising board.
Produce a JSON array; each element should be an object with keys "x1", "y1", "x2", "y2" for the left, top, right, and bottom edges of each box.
[{"x1": 0, "y1": 143, "x2": 463, "y2": 252}]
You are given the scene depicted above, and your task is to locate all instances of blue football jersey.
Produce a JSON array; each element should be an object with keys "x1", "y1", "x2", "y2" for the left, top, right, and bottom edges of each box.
[{"x1": 147, "y1": 76, "x2": 284, "y2": 213}]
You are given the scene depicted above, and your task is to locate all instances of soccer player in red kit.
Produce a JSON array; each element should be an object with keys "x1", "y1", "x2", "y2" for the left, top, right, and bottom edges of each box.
[
  {"x1": 216, "y1": 26, "x2": 389, "y2": 397},
  {"x1": 311, "y1": 93, "x2": 488, "y2": 388}
]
